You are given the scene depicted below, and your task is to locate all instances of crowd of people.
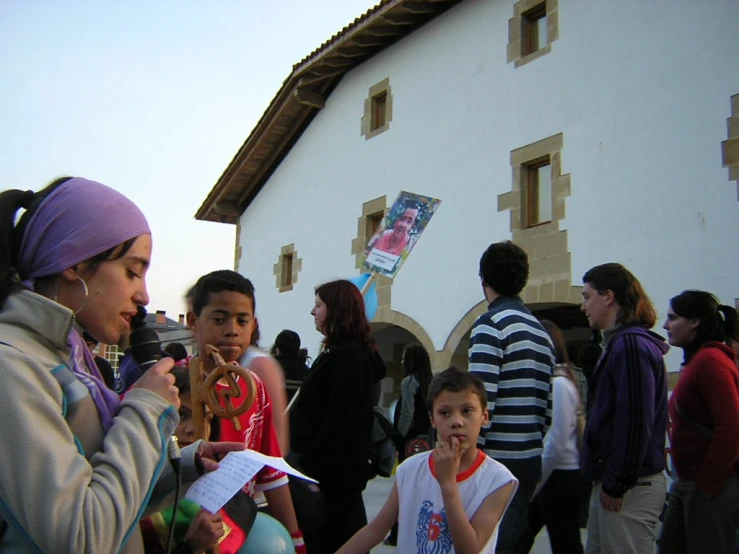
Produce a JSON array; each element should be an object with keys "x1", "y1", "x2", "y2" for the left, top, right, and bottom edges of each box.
[{"x1": 0, "y1": 175, "x2": 738, "y2": 554}]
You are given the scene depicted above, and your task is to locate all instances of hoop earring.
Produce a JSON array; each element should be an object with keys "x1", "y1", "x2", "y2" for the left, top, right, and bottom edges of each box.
[
  {"x1": 52, "y1": 277, "x2": 88, "y2": 315},
  {"x1": 73, "y1": 276, "x2": 89, "y2": 316}
]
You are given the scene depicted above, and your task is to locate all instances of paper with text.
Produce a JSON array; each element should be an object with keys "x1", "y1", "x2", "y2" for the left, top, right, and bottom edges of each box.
[{"x1": 185, "y1": 449, "x2": 317, "y2": 513}]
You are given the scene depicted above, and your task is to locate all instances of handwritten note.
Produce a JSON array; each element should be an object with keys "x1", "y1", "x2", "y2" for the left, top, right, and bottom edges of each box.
[{"x1": 185, "y1": 449, "x2": 317, "y2": 513}]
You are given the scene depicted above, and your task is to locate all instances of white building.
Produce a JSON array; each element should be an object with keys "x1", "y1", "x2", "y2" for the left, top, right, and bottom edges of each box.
[{"x1": 197, "y1": 0, "x2": 739, "y2": 404}]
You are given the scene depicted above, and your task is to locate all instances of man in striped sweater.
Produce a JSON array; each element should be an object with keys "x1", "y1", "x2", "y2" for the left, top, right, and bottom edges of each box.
[{"x1": 469, "y1": 241, "x2": 554, "y2": 554}]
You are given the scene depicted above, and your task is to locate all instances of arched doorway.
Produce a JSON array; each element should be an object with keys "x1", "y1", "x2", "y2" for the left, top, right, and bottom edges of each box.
[
  {"x1": 448, "y1": 328, "x2": 472, "y2": 370},
  {"x1": 529, "y1": 302, "x2": 591, "y2": 361},
  {"x1": 440, "y1": 300, "x2": 591, "y2": 371},
  {"x1": 371, "y1": 322, "x2": 425, "y2": 410}
]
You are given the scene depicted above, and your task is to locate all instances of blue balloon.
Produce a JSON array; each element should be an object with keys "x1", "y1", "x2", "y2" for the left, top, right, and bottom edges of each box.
[
  {"x1": 347, "y1": 273, "x2": 378, "y2": 321},
  {"x1": 237, "y1": 512, "x2": 293, "y2": 554}
]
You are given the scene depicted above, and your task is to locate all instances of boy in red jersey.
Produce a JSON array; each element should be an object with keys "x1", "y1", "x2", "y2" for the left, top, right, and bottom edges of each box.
[{"x1": 186, "y1": 270, "x2": 305, "y2": 553}]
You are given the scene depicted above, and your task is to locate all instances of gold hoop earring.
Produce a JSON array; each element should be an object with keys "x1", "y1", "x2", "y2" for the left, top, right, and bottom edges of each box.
[{"x1": 73, "y1": 276, "x2": 89, "y2": 316}]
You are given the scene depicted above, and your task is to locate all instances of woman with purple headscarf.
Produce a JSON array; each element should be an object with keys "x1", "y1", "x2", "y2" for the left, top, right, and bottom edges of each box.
[{"x1": 0, "y1": 177, "x2": 242, "y2": 553}]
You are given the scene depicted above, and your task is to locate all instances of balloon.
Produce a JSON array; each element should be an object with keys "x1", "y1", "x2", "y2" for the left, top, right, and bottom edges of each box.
[
  {"x1": 347, "y1": 273, "x2": 378, "y2": 321},
  {"x1": 237, "y1": 512, "x2": 293, "y2": 554}
]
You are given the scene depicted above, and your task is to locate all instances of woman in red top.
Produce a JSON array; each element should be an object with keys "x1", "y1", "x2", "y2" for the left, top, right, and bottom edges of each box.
[{"x1": 659, "y1": 290, "x2": 739, "y2": 554}]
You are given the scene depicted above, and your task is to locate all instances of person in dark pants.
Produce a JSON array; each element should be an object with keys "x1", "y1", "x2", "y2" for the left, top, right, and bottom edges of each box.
[
  {"x1": 385, "y1": 342, "x2": 434, "y2": 546},
  {"x1": 525, "y1": 320, "x2": 588, "y2": 554},
  {"x1": 289, "y1": 279, "x2": 377, "y2": 554},
  {"x1": 468, "y1": 241, "x2": 554, "y2": 554}
]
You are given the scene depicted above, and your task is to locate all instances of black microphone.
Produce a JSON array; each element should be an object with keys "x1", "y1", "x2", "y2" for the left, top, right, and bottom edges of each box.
[
  {"x1": 129, "y1": 322, "x2": 183, "y2": 554},
  {"x1": 128, "y1": 326, "x2": 162, "y2": 372},
  {"x1": 127, "y1": 326, "x2": 181, "y2": 466}
]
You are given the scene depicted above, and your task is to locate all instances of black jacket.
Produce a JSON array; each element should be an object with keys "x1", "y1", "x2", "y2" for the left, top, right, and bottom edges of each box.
[{"x1": 289, "y1": 341, "x2": 375, "y2": 493}]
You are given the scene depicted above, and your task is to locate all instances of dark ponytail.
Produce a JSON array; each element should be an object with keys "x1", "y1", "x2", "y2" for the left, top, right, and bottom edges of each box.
[
  {"x1": 0, "y1": 177, "x2": 72, "y2": 308},
  {"x1": 670, "y1": 290, "x2": 739, "y2": 362},
  {"x1": 0, "y1": 189, "x2": 38, "y2": 307},
  {"x1": 718, "y1": 304, "x2": 739, "y2": 344},
  {"x1": 402, "y1": 343, "x2": 433, "y2": 406}
]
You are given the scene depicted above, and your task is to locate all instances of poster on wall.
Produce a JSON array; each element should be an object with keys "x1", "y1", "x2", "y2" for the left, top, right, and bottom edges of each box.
[{"x1": 362, "y1": 191, "x2": 441, "y2": 279}]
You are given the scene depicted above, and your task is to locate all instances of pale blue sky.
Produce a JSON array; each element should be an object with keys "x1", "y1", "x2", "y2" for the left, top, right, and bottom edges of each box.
[{"x1": 1, "y1": 0, "x2": 375, "y2": 319}]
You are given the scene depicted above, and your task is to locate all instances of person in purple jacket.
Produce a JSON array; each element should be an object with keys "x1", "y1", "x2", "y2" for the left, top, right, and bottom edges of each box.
[
  {"x1": 114, "y1": 305, "x2": 147, "y2": 393},
  {"x1": 580, "y1": 263, "x2": 668, "y2": 554}
]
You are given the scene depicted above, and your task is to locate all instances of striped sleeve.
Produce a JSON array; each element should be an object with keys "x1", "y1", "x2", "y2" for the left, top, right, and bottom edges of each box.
[
  {"x1": 469, "y1": 305, "x2": 554, "y2": 468},
  {"x1": 469, "y1": 315, "x2": 503, "y2": 430}
]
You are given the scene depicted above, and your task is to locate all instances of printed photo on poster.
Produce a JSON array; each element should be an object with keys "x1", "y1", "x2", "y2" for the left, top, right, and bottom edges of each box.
[{"x1": 363, "y1": 191, "x2": 441, "y2": 278}]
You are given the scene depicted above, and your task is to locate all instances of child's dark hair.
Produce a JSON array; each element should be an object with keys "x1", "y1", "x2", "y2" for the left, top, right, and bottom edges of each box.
[
  {"x1": 163, "y1": 342, "x2": 188, "y2": 362},
  {"x1": 171, "y1": 365, "x2": 217, "y2": 440},
  {"x1": 479, "y1": 241, "x2": 529, "y2": 297},
  {"x1": 171, "y1": 366, "x2": 191, "y2": 394},
  {"x1": 250, "y1": 318, "x2": 261, "y2": 347},
  {"x1": 190, "y1": 270, "x2": 255, "y2": 316},
  {"x1": 426, "y1": 367, "x2": 487, "y2": 413},
  {"x1": 272, "y1": 329, "x2": 302, "y2": 357}
]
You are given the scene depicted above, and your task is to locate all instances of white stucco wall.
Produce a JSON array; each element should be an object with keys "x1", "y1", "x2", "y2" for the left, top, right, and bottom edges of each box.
[{"x1": 237, "y1": 0, "x2": 739, "y2": 370}]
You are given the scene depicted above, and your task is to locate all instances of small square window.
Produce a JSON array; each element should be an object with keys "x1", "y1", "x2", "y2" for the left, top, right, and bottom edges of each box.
[
  {"x1": 366, "y1": 211, "x2": 384, "y2": 240},
  {"x1": 362, "y1": 78, "x2": 392, "y2": 139},
  {"x1": 280, "y1": 253, "x2": 293, "y2": 288},
  {"x1": 371, "y1": 92, "x2": 388, "y2": 132},
  {"x1": 522, "y1": 3, "x2": 548, "y2": 56},
  {"x1": 273, "y1": 244, "x2": 301, "y2": 293},
  {"x1": 525, "y1": 159, "x2": 552, "y2": 227}
]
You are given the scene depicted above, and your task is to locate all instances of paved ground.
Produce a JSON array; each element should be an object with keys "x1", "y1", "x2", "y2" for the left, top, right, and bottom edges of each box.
[{"x1": 362, "y1": 476, "x2": 574, "y2": 553}]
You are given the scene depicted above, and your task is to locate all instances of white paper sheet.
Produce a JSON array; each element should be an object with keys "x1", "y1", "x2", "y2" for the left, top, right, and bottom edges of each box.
[{"x1": 185, "y1": 449, "x2": 317, "y2": 513}]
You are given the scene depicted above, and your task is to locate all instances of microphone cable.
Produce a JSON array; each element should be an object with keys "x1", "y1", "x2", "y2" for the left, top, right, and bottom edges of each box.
[{"x1": 165, "y1": 435, "x2": 182, "y2": 554}]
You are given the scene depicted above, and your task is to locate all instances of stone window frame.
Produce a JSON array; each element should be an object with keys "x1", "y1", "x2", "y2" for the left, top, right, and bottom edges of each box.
[
  {"x1": 722, "y1": 93, "x2": 739, "y2": 200},
  {"x1": 350, "y1": 196, "x2": 393, "y2": 315},
  {"x1": 272, "y1": 243, "x2": 302, "y2": 293},
  {"x1": 361, "y1": 78, "x2": 393, "y2": 140},
  {"x1": 523, "y1": 157, "x2": 553, "y2": 228},
  {"x1": 234, "y1": 223, "x2": 243, "y2": 270},
  {"x1": 498, "y1": 133, "x2": 582, "y2": 306},
  {"x1": 351, "y1": 196, "x2": 387, "y2": 268},
  {"x1": 507, "y1": 0, "x2": 559, "y2": 68}
]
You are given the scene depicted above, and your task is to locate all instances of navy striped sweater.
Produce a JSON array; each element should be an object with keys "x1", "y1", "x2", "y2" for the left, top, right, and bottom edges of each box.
[{"x1": 468, "y1": 295, "x2": 554, "y2": 482}]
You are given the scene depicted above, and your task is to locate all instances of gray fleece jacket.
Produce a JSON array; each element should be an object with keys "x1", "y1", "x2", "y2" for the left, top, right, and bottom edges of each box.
[{"x1": 0, "y1": 291, "x2": 200, "y2": 553}]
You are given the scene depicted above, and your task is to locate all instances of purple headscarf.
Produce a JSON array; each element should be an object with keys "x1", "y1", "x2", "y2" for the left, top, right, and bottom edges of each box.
[
  {"x1": 17, "y1": 177, "x2": 151, "y2": 431},
  {"x1": 18, "y1": 177, "x2": 150, "y2": 281}
]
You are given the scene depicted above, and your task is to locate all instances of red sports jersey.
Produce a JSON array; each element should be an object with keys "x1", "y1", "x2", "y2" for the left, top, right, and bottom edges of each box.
[{"x1": 214, "y1": 370, "x2": 288, "y2": 496}]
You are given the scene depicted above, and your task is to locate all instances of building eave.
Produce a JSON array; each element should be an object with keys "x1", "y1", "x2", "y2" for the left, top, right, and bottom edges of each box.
[{"x1": 195, "y1": 0, "x2": 465, "y2": 224}]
